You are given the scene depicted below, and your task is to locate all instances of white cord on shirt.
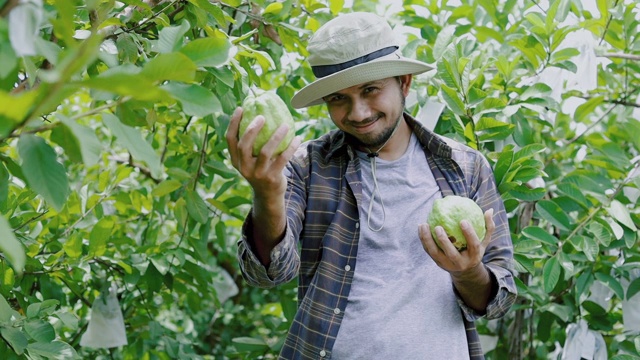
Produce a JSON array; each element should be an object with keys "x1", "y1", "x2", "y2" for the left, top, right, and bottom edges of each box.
[{"x1": 365, "y1": 117, "x2": 402, "y2": 232}]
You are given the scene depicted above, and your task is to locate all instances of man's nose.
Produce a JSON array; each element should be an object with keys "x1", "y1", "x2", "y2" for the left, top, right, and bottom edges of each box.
[{"x1": 348, "y1": 98, "x2": 373, "y2": 122}]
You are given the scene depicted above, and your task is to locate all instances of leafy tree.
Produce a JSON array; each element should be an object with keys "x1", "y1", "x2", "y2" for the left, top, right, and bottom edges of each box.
[{"x1": 0, "y1": 0, "x2": 638, "y2": 359}]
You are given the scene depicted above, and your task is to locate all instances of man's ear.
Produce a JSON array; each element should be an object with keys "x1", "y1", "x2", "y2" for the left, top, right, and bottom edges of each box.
[{"x1": 399, "y1": 74, "x2": 412, "y2": 96}]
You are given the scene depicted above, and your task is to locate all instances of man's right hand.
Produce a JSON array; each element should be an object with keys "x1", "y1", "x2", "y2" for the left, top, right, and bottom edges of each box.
[
  {"x1": 225, "y1": 107, "x2": 301, "y2": 200},
  {"x1": 226, "y1": 107, "x2": 301, "y2": 265}
]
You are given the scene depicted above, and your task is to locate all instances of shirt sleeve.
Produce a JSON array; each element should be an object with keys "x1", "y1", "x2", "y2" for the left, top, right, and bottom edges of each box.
[
  {"x1": 236, "y1": 213, "x2": 300, "y2": 288},
  {"x1": 236, "y1": 146, "x2": 309, "y2": 289},
  {"x1": 456, "y1": 150, "x2": 518, "y2": 321}
]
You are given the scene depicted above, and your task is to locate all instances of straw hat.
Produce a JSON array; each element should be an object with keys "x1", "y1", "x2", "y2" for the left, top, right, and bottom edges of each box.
[{"x1": 291, "y1": 12, "x2": 433, "y2": 109}]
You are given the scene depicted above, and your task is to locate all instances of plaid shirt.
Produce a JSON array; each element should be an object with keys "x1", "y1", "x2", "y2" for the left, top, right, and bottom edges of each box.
[{"x1": 238, "y1": 113, "x2": 517, "y2": 359}]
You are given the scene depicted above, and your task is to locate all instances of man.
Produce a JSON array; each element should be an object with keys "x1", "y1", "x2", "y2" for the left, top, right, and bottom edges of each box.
[{"x1": 226, "y1": 12, "x2": 517, "y2": 360}]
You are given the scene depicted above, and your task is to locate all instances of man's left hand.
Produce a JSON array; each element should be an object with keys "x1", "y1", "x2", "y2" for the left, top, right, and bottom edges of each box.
[{"x1": 418, "y1": 208, "x2": 495, "y2": 277}]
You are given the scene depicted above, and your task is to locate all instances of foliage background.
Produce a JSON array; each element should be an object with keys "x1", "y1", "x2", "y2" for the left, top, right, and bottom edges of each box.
[{"x1": 0, "y1": 0, "x2": 639, "y2": 359}]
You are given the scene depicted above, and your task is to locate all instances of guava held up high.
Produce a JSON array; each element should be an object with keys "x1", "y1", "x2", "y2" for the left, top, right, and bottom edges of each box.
[
  {"x1": 427, "y1": 195, "x2": 487, "y2": 251},
  {"x1": 239, "y1": 89, "x2": 295, "y2": 157}
]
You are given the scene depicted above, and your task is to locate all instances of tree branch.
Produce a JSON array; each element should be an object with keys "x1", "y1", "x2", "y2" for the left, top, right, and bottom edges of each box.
[
  {"x1": 0, "y1": 0, "x2": 19, "y2": 18},
  {"x1": 577, "y1": 95, "x2": 640, "y2": 108},
  {"x1": 565, "y1": 104, "x2": 617, "y2": 146},
  {"x1": 127, "y1": 154, "x2": 160, "y2": 184},
  {"x1": 1, "y1": 99, "x2": 126, "y2": 142},
  {"x1": 599, "y1": 53, "x2": 640, "y2": 61}
]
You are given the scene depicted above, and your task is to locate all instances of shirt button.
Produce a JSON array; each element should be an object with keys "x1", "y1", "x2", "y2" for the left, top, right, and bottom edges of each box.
[
  {"x1": 320, "y1": 350, "x2": 327, "y2": 357},
  {"x1": 355, "y1": 223, "x2": 359, "y2": 228},
  {"x1": 344, "y1": 265, "x2": 351, "y2": 271},
  {"x1": 334, "y1": 308, "x2": 340, "y2": 315}
]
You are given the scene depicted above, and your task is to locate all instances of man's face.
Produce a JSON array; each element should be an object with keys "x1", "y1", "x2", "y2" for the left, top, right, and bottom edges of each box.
[{"x1": 323, "y1": 75, "x2": 411, "y2": 150}]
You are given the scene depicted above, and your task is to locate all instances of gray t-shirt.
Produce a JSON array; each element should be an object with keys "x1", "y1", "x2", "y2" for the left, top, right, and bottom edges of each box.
[{"x1": 331, "y1": 133, "x2": 469, "y2": 359}]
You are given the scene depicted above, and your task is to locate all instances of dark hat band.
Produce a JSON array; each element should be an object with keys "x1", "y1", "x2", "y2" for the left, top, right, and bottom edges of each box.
[{"x1": 311, "y1": 46, "x2": 399, "y2": 78}]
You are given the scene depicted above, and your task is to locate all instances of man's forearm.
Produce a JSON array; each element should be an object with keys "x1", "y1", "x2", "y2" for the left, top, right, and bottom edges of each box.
[
  {"x1": 451, "y1": 263, "x2": 495, "y2": 313},
  {"x1": 252, "y1": 193, "x2": 287, "y2": 266}
]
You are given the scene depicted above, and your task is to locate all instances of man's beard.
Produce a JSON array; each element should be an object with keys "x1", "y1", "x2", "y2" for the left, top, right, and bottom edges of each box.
[
  {"x1": 353, "y1": 114, "x2": 403, "y2": 149},
  {"x1": 352, "y1": 94, "x2": 406, "y2": 150}
]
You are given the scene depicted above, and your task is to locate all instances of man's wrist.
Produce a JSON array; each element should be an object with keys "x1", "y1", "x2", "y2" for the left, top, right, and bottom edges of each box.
[{"x1": 451, "y1": 262, "x2": 490, "y2": 284}]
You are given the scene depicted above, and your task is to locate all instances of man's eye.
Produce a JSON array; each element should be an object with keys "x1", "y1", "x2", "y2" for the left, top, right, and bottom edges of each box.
[
  {"x1": 364, "y1": 87, "x2": 378, "y2": 94},
  {"x1": 324, "y1": 95, "x2": 344, "y2": 103}
]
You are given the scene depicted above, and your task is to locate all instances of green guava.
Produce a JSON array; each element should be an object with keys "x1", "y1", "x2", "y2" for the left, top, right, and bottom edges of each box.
[
  {"x1": 239, "y1": 89, "x2": 295, "y2": 157},
  {"x1": 427, "y1": 195, "x2": 487, "y2": 251}
]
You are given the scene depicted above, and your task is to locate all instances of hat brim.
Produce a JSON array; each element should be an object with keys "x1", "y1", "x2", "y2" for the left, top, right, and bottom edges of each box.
[{"x1": 291, "y1": 57, "x2": 433, "y2": 109}]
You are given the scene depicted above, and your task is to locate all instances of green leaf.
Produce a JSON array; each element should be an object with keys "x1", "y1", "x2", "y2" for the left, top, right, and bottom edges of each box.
[
  {"x1": 574, "y1": 96, "x2": 604, "y2": 122},
  {"x1": 18, "y1": 134, "x2": 70, "y2": 211},
  {"x1": 80, "y1": 73, "x2": 168, "y2": 101},
  {"x1": 102, "y1": 113, "x2": 162, "y2": 178},
  {"x1": 433, "y1": 26, "x2": 456, "y2": 60},
  {"x1": 557, "y1": 182, "x2": 589, "y2": 208},
  {"x1": 63, "y1": 233, "x2": 83, "y2": 259},
  {"x1": 328, "y1": 0, "x2": 344, "y2": 15},
  {"x1": 232, "y1": 337, "x2": 270, "y2": 352},
  {"x1": 162, "y1": 82, "x2": 222, "y2": 118},
  {"x1": 520, "y1": 83, "x2": 552, "y2": 101},
  {"x1": 475, "y1": 26, "x2": 504, "y2": 43},
  {"x1": 521, "y1": 226, "x2": 559, "y2": 246},
  {"x1": 509, "y1": 185, "x2": 546, "y2": 201},
  {"x1": 0, "y1": 294, "x2": 18, "y2": 323},
  {"x1": 436, "y1": 51, "x2": 460, "y2": 89},
  {"x1": 627, "y1": 277, "x2": 640, "y2": 300},
  {"x1": 552, "y1": 60, "x2": 578, "y2": 73},
  {"x1": 587, "y1": 222, "x2": 612, "y2": 247},
  {"x1": 543, "y1": 256, "x2": 561, "y2": 293},
  {"x1": 141, "y1": 52, "x2": 197, "y2": 82},
  {"x1": 607, "y1": 200, "x2": 638, "y2": 231},
  {"x1": 1, "y1": 327, "x2": 27, "y2": 355},
  {"x1": 514, "y1": 239, "x2": 542, "y2": 253},
  {"x1": 26, "y1": 300, "x2": 59, "y2": 319},
  {"x1": 594, "y1": 272, "x2": 625, "y2": 300},
  {"x1": 536, "y1": 200, "x2": 572, "y2": 231},
  {"x1": 0, "y1": 162, "x2": 8, "y2": 206},
  {"x1": 154, "y1": 21, "x2": 191, "y2": 53},
  {"x1": 25, "y1": 320, "x2": 55, "y2": 342},
  {"x1": 152, "y1": 179, "x2": 183, "y2": 197},
  {"x1": 89, "y1": 217, "x2": 115, "y2": 257},
  {"x1": 525, "y1": 12, "x2": 546, "y2": 30},
  {"x1": 264, "y1": 2, "x2": 284, "y2": 15},
  {"x1": 204, "y1": 159, "x2": 237, "y2": 179},
  {"x1": 494, "y1": 148, "x2": 514, "y2": 186},
  {"x1": 514, "y1": 254, "x2": 536, "y2": 274},
  {"x1": 50, "y1": 121, "x2": 83, "y2": 164},
  {"x1": 555, "y1": 0, "x2": 572, "y2": 21},
  {"x1": 57, "y1": 115, "x2": 102, "y2": 167},
  {"x1": 440, "y1": 84, "x2": 465, "y2": 115},
  {"x1": 185, "y1": 190, "x2": 209, "y2": 224},
  {"x1": 551, "y1": 47, "x2": 580, "y2": 63},
  {"x1": 0, "y1": 215, "x2": 25, "y2": 274},
  {"x1": 0, "y1": 89, "x2": 40, "y2": 137},
  {"x1": 467, "y1": 87, "x2": 488, "y2": 107},
  {"x1": 180, "y1": 37, "x2": 231, "y2": 67},
  {"x1": 610, "y1": 355, "x2": 640, "y2": 360},
  {"x1": 188, "y1": 0, "x2": 228, "y2": 26},
  {"x1": 26, "y1": 340, "x2": 78, "y2": 359}
]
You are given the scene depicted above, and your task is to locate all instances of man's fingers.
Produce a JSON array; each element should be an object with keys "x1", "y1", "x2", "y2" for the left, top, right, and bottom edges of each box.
[
  {"x1": 273, "y1": 136, "x2": 302, "y2": 169},
  {"x1": 226, "y1": 108, "x2": 242, "y2": 143},
  {"x1": 226, "y1": 107, "x2": 243, "y2": 163},
  {"x1": 434, "y1": 225, "x2": 460, "y2": 258},
  {"x1": 237, "y1": 115, "x2": 265, "y2": 156},
  {"x1": 484, "y1": 208, "x2": 495, "y2": 242},
  {"x1": 419, "y1": 224, "x2": 439, "y2": 254},
  {"x1": 460, "y1": 220, "x2": 482, "y2": 258},
  {"x1": 256, "y1": 123, "x2": 291, "y2": 160}
]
